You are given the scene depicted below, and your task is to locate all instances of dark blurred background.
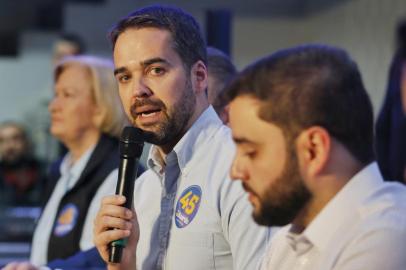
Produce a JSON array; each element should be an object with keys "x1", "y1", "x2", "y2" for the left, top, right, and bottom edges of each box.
[{"x1": 1, "y1": 0, "x2": 405, "y2": 129}]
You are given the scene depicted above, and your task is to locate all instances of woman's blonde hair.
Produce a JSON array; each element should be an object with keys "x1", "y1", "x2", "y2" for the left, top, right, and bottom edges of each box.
[{"x1": 55, "y1": 55, "x2": 129, "y2": 138}]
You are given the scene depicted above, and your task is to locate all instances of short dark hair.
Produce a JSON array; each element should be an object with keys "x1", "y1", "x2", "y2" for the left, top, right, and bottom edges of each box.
[
  {"x1": 207, "y1": 46, "x2": 237, "y2": 113},
  {"x1": 109, "y1": 5, "x2": 207, "y2": 71},
  {"x1": 227, "y1": 44, "x2": 375, "y2": 164},
  {"x1": 59, "y1": 33, "x2": 86, "y2": 54}
]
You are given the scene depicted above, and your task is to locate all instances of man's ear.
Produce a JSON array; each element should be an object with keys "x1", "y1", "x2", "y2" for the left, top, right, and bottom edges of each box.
[
  {"x1": 190, "y1": 60, "x2": 208, "y2": 94},
  {"x1": 296, "y1": 126, "x2": 331, "y2": 179}
]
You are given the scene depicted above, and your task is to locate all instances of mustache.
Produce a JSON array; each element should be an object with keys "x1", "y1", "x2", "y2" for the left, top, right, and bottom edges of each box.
[{"x1": 130, "y1": 98, "x2": 166, "y2": 119}]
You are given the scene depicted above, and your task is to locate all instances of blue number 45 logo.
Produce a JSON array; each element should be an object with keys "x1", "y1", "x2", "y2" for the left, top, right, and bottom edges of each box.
[{"x1": 175, "y1": 185, "x2": 202, "y2": 228}]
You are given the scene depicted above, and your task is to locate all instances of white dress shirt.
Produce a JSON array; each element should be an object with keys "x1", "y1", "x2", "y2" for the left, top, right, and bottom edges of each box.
[
  {"x1": 260, "y1": 162, "x2": 406, "y2": 270},
  {"x1": 133, "y1": 106, "x2": 271, "y2": 270}
]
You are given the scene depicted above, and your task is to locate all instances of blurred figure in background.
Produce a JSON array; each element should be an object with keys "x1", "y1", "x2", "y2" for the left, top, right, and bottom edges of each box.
[
  {"x1": 207, "y1": 46, "x2": 237, "y2": 124},
  {"x1": 3, "y1": 55, "x2": 129, "y2": 270},
  {"x1": 52, "y1": 33, "x2": 86, "y2": 66},
  {"x1": 0, "y1": 122, "x2": 45, "y2": 206},
  {"x1": 376, "y1": 19, "x2": 406, "y2": 183},
  {"x1": 23, "y1": 32, "x2": 87, "y2": 170},
  {"x1": 51, "y1": 33, "x2": 87, "y2": 159}
]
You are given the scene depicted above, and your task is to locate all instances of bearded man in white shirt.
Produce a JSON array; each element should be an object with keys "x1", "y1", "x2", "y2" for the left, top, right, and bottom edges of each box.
[
  {"x1": 93, "y1": 5, "x2": 269, "y2": 270},
  {"x1": 227, "y1": 44, "x2": 406, "y2": 270}
]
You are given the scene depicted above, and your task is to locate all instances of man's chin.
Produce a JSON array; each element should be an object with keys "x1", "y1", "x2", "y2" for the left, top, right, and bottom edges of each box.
[
  {"x1": 252, "y1": 212, "x2": 273, "y2": 226},
  {"x1": 252, "y1": 205, "x2": 297, "y2": 227},
  {"x1": 253, "y1": 213, "x2": 287, "y2": 227},
  {"x1": 141, "y1": 129, "x2": 172, "y2": 146},
  {"x1": 251, "y1": 203, "x2": 268, "y2": 226},
  {"x1": 133, "y1": 123, "x2": 161, "y2": 137}
]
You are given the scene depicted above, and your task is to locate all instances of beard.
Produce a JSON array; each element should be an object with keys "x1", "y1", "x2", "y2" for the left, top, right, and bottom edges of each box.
[
  {"x1": 249, "y1": 144, "x2": 311, "y2": 227},
  {"x1": 130, "y1": 79, "x2": 196, "y2": 146}
]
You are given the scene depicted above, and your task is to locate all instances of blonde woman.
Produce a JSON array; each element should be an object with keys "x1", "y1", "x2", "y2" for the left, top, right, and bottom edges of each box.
[{"x1": 3, "y1": 55, "x2": 130, "y2": 270}]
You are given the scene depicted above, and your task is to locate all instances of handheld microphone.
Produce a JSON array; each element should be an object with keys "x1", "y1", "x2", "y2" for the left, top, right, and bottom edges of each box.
[{"x1": 108, "y1": 126, "x2": 144, "y2": 263}]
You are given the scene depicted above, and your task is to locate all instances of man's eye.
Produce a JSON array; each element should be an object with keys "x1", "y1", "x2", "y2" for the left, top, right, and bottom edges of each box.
[
  {"x1": 118, "y1": 75, "x2": 130, "y2": 83},
  {"x1": 245, "y1": 151, "x2": 257, "y2": 159},
  {"x1": 149, "y1": 67, "x2": 166, "y2": 76}
]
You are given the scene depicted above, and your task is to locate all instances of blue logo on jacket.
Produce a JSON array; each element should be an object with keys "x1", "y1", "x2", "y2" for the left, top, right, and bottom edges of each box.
[
  {"x1": 175, "y1": 185, "x2": 202, "y2": 228},
  {"x1": 53, "y1": 203, "x2": 79, "y2": 236}
]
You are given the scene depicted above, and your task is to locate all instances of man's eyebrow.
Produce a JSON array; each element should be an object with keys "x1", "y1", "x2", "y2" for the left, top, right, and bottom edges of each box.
[
  {"x1": 141, "y1": 57, "x2": 170, "y2": 67},
  {"x1": 232, "y1": 136, "x2": 255, "y2": 145},
  {"x1": 114, "y1": 58, "x2": 170, "y2": 76},
  {"x1": 114, "y1": 67, "x2": 127, "y2": 76}
]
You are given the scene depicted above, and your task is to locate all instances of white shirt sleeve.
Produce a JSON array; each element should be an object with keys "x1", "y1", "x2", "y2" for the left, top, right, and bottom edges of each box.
[
  {"x1": 221, "y1": 180, "x2": 271, "y2": 270},
  {"x1": 79, "y1": 169, "x2": 118, "y2": 250}
]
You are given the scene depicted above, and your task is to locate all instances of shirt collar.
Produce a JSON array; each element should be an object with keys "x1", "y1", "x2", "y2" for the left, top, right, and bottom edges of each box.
[
  {"x1": 290, "y1": 162, "x2": 383, "y2": 252},
  {"x1": 60, "y1": 144, "x2": 96, "y2": 179},
  {"x1": 147, "y1": 106, "x2": 223, "y2": 176},
  {"x1": 286, "y1": 231, "x2": 313, "y2": 255},
  {"x1": 147, "y1": 146, "x2": 165, "y2": 175}
]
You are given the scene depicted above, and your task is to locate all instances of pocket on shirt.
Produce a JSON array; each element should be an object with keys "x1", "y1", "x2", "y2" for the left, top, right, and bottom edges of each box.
[{"x1": 166, "y1": 230, "x2": 215, "y2": 270}]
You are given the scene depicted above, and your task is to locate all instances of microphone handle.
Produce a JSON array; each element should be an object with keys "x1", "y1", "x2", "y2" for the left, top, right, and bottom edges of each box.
[
  {"x1": 108, "y1": 157, "x2": 139, "y2": 263},
  {"x1": 116, "y1": 157, "x2": 137, "y2": 208}
]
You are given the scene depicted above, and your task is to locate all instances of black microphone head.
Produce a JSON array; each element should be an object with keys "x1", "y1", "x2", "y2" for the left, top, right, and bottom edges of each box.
[{"x1": 120, "y1": 126, "x2": 144, "y2": 158}]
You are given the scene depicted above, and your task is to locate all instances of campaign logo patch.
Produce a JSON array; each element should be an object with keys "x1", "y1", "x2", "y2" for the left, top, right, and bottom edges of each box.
[
  {"x1": 175, "y1": 185, "x2": 202, "y2": 228},
  {"x1": 53, "y1": 203, "x2": 79, "y2": 237}
]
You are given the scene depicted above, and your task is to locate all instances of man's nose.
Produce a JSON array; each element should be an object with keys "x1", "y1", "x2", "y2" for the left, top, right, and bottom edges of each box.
[
  {"x1": 132, "y1": 77, "x2": 153, "y2": 99},
  {"x1": 230, "y1": 155, "x2": 247, "y2": 181}
]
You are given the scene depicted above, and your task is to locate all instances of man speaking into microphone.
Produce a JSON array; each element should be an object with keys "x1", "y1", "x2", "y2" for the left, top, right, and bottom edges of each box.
[{"x1": 93, "y1": 5, "x2": 270, "y2": 270}]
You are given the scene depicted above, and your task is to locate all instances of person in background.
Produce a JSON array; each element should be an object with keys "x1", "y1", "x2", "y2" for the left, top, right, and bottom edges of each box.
[
  {"x1": 0, "y1": 121, "x2": 45, "y2": 206},
  {"x1": 3, "y1": 55, "x2": 129, "y2": 270},
  {"x1": 227, "y1": 44, "x2": 406, "y2": 270},
  {"x1": 23, "y1": 32, "x2": 87, "y2": 168},
  {"x1": 52, "y1": 33, "x2": 87, "y2": 158},
  {"x1": 93, "y1": 5, "x2": 269, "y2": 270},
  {"x1": 375, "y1": 19, "x2": 406, "y2": 183},
  {"x1": 52, "y1": 33, "x2": 86, "y2": 66},
  {"x1": 207, "y1": 46, "x2": 237, "y2": 124}
]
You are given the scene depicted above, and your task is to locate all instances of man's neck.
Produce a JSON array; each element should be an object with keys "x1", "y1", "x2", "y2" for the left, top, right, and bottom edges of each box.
[
  {"x1": 291, "y1": 196, "x2": 329, "y2": 233},
  {"x1": 292, "y1": 160, "x2": 365, "y2": 232}
]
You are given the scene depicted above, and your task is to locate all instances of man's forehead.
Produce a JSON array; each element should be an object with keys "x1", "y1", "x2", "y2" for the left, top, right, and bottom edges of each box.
[
  {"x1": 229, "y1": 95, "x2": 262, "y2": 118},
  {"x1": 114, "y1": 27, "x2": 173, "y2": 53},
  {"x1": 229, "y1": 95, "x2": 282, "y2": 141},
  {"x1": 113, "y1": 28, "x2": 178, "y2": 68},
  {"x1": 229, "y1": 96, "x2": 261, "y2": 136}
]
